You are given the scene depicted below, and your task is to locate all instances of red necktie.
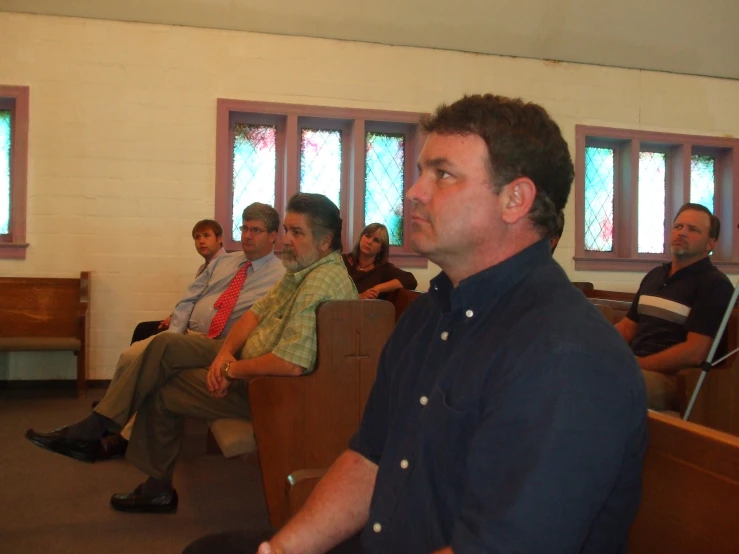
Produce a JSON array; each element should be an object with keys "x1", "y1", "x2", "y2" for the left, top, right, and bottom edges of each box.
[{"x1": 208, "y1": 262, "x2": 250, "y2": 338}]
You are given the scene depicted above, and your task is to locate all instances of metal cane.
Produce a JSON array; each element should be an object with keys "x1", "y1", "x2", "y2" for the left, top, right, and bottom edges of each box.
[{"x1": 683, "y1": 280, "x2": 739, "y2": 421}]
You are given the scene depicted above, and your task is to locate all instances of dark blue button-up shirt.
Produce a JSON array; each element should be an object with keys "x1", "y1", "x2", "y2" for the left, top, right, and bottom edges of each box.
[{"x1": 350, "y1": 239, "x2": 647, "y2": 553}]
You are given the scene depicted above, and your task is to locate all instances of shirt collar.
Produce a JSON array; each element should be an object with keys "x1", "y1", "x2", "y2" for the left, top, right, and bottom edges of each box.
[
  {"x1": 428, "y1": 238, "x2": 553, "y2": 314},
  {"x1": 243, "y1": 250, "x2": 277, "y2": 273},
  {"x1": 664, "y1": 256, "x2": 714, "y2": 280},
  {"x1": 284, "y1": 250, "x2": 342, "y2": 282}
]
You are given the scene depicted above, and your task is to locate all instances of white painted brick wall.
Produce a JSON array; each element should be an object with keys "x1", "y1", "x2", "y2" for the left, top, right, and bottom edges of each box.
[{"x1": 0, "y1": 12, "x2": 737, "y2": 379}]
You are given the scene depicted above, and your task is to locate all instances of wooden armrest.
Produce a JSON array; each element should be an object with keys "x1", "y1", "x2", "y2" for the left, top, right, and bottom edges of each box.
[{"x1": 286, "y1": 468, "x2": 328, "y2": 516}]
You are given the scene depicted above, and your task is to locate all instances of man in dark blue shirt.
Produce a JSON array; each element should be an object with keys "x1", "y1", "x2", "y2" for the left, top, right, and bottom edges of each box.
[
  {"x1": 615, "y1": 203, "x2": 734, "y2": 410},
  {"x1": 188, "y1": 94, "x2": 648, "y2": 554},
  {"x1": 253, "y1": 94, "x2": 649, "y2": 554}
]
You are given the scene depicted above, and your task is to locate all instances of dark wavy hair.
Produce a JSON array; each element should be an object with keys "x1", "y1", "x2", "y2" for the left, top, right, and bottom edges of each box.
[
  {"x1": 286, "y1": 193, "x2": 343, "y2": 251},
  {"x1": 421, "y1": 94, "x2": 574, "y2": 236}
]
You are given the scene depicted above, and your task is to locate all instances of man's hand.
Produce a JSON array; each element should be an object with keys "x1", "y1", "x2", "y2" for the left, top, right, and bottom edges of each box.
[
  {"x1": 359, "y1": 288, "x2": 380, "y2": 300},
  {"x1": 207, "y1": 351, "x2": 237, "y2": 396},
  {"x1": 158, "y1": 315, "x2": 172, "y2": 330}
]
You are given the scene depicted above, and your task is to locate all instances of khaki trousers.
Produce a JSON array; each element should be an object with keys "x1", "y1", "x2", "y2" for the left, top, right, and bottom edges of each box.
[
  {"x1": 642, "y1": 370, "x2": 678, "y2": 411},
  {"x1": 94, "y1": 333, "x2": 252, "y2": 480}
]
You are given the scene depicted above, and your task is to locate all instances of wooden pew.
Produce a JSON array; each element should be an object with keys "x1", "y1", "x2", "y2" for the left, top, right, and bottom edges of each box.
[
  {"x1": 212, "y1": 300, "x2": 395, "y2": 528},
  {"x1": 0, "y1": 272, "x2": 90, "y2": 396},
  {"x1": 384, "y1": 288, "x2": 423, "y2": 322},
  {"x1": 584, "y1": 288, "x2": 739, "y2": 432},
  {"x1": 628, "y1": 410, "x2": 739, "y2": 553}
]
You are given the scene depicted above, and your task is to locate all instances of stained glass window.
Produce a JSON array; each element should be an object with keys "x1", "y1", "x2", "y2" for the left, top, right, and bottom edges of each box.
[
  {"x1": 690, "y1": 155, "x2": 715, "y2": 211},
  {"x1": 300, "y1": 129, "x2": 341, "y2": 208},
  {"x1": 0, "y1": 110, "x2": 10, "y2": 235},
  {"x1": 232, "y1": 124, "x2": 277, "y2": 241},
  {"x1": 637, "y1": 152, "x2": 666, "y2": 254},
  {"x1": 584, "y1": 146, "x2": 615, "y2": 252},
  {"x1": 365, "y1": 132, "x2": 405, "y2": 246}
]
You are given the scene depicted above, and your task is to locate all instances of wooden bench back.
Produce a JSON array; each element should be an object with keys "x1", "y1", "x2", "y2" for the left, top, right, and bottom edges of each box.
[
  {"x1": 385, "y1": 288, "x2": 423, "y2": 322},
  {"x1": 629, "y1": 411, "x2": 739, "y2": 553},
  {"x1": 248, "y1": 299, "x2": 395, "y2": 527},
  {"x1": 0, "y1": 274, "x2": 89, "y2": 339}
]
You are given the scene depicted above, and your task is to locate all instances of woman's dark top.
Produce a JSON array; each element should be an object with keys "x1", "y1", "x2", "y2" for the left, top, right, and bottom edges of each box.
[{"x1": 342, "y1": 254, "x2": 418, "y2": 296}]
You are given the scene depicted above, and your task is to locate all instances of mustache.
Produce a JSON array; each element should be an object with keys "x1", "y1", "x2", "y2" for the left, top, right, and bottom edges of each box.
[{"x1": 282, "y1": 246, "x2": 295, "y2": 257}]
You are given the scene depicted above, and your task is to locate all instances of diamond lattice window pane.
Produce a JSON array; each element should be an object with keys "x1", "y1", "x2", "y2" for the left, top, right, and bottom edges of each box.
[
  {"x1": 365, "y1": 132, "x2": 405, "y2": 246},
  {"x1": 584, "y1": 147, "x2": 614, "y2": 252},
  {"x1": 638, "y1": 152, "x2": 666, "y2": 254},
  {"x1": 232, "y1": 124, "x2": 277, "y2": 241},
  {"x1": 300, "y1": 129, "x2": 341, "y2": 208},
  {"x1": 690, "y1": 154, "x2": 715, "y2": 212},
  {"x1": 0, "y1": 110, "x2": 11, "y2": 235}
]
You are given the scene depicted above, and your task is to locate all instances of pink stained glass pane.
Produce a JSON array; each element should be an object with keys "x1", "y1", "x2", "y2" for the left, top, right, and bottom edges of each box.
[
  {"x1": 0, "y1": 110, "x2": 10, "y2": 235},
  {"x1": 232, "y1": 124, "x2": 277, "y2": 241},
  {"x1": 584, "y1": 147, "x2": 614, "y2": 252},
  {"x1": 690, "y1": 155, "x2": 715, "y2": 212},
  {"x1": 638, "y1": 152, "x2": 666, "y2": 254},
  {"x1": 300, "y1": 129, "x2": 341, "y2": 208},
  {"x1": 365, "y1": 132, "x2": 405, "y2": 246}
]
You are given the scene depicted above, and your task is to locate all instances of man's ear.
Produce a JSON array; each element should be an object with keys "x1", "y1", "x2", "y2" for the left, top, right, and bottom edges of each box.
[
  {"x1": 268, "y1": 231, "x2": 277, "y2": 245},
  {"x1": 499, "y1": 177, "x2": 537, "y2": 225},
  {"x1": 706, "y1": 237, "x2": 717, "y2": 254}
]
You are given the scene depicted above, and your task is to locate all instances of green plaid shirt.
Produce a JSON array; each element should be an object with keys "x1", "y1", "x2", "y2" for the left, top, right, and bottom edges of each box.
[{"x1": 241, "y1": 251, "x2": 358, "y2": 373}]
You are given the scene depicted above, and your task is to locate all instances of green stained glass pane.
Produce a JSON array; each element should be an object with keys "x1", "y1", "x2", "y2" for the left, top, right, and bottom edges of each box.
[
  {"x1": 0, "y1": 110, "x2": 10, "y2": 235},
  {"x1": 300, "y1": 129, "x2": 341, "y2": 208},
  {"x1": 232, "y1": 124, "x2": 277, "y2": 241},
  {"x1": 690, "y1": 155, "x2": 715, "y2": 212},
  {"x1": 584, "y1": 146, "x2": 614, "y2": 252},
  {"x1": 638, "y1": 152, "x2": 666, "y2": 254},
  {"x1": 365, "y1": 132, "x2": 405, "y2": 246}
]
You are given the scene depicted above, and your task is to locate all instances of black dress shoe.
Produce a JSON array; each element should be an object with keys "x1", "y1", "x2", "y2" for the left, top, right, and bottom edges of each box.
[
  {"x1": 98, "y1": 433, "x2": 128, "y2": 460},
  {"x1": 110, "y1": 485, "x2": 178, "y2": 514},
  {"x1": 25, "y1": 427, "x2": 100, "y2": 463}
]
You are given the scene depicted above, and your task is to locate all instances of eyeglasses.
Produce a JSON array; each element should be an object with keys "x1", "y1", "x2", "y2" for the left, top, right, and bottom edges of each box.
[{"x1": 239, "y1": 226, "x2": 268, "y2": 235}]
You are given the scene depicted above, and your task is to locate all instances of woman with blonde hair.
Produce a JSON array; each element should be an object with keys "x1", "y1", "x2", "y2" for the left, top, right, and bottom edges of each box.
[{"x1": 343, "y1": 223, "x2": 417, "y2": 299}]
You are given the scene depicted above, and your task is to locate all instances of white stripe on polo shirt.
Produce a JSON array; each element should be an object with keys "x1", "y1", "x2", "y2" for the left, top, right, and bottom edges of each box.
[{"x1": 637, "y1": 295, "x2": 691, "y2": 325}]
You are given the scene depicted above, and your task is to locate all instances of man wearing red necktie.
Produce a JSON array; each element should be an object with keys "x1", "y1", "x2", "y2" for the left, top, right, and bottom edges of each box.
[{"x1": 26, "y1": 193, "x2": 358, "y2": 514}]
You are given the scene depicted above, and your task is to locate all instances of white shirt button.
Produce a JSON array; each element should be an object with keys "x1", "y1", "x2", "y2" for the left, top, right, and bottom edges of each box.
[
  {"x1": 465, "y1": 309, "x2": 474, "y2": 318},
  {"x1": 400, "y1": 459, "x2": 409, "y2": 469},
  {"x1": 373, "y1": 522, "x2": 382, "y2": 533},
  {"x1": 440, "y1": 331, "x2": 449, "y2": 340},
  {"x1": 419, "y1": 396, "x2": 428, "y2": 406}
]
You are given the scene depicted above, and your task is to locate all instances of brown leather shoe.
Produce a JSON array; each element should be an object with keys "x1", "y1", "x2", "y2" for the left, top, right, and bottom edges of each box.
[
  {"x1": 110, "y1": 484, "x2": 178, "y2": 513},
  {"x1": 98, "y1": 433, "x2": 128, "y2": 460}
]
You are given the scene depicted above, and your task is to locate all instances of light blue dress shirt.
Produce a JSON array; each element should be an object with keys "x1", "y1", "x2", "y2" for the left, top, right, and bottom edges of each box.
[{"x1": 169, "y1": 250, "x2": 285, "y2": 338}]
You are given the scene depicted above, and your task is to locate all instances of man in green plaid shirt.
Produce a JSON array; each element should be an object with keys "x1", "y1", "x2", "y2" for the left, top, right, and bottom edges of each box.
[{"x1": 26, "y1": 193, "x2": 357, "y2": 513}]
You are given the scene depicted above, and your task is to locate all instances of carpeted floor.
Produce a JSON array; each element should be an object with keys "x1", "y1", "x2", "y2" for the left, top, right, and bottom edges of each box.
[{"x1": 0, "y1": 388, "x2": 271, "y2": 554}]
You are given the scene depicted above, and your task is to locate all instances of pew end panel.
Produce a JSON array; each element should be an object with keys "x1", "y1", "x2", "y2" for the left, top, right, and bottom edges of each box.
[
  {"x1": 629, "y1": 410, "x2": 739, "y2": 553},
  {"x1": 248, "y1": 299, "x2": 395, "y2": 528}
]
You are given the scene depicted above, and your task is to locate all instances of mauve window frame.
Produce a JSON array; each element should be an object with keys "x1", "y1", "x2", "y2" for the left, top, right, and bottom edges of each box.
[
  {"x1": 215, "y1": 99, "x2": 428, "y2": 268},
  {"x1": 0, "y1": 85, "x2": 29, "y2": 260},
  {"x1": 575, "y1": 125, "x2": 739, "y2": 272}
]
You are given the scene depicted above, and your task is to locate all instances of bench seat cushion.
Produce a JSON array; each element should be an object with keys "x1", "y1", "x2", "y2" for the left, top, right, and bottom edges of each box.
[
  {"x1": 208, "y1": 418, "x2": 255, "y2": 458},
  {"x1": 0, "y1": 337, "x2": 81, "y2": 351}
]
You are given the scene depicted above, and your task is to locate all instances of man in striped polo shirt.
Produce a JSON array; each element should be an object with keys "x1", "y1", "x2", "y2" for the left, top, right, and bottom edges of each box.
[{"x1": 616, "y1": 203, "x2": 734, "y2": 410}]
